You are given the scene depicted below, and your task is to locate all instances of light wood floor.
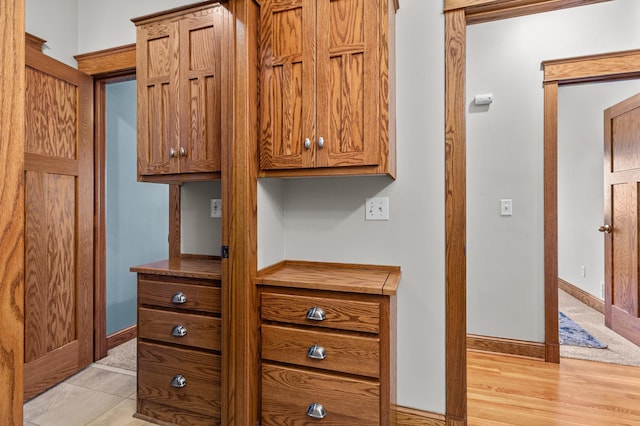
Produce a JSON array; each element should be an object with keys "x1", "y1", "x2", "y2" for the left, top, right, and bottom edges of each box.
[{"x1": 468, "y1": 350, "x2": 640, "y2": 425}]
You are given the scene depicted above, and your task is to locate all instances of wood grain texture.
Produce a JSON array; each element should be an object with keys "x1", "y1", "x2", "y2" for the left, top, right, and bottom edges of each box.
[
  {"x1": 257, "y1": 259, "x2": 400, "y2": 295},
  {"x1": 393, "y1": 405, "x2": 446, "y2": 426},
  {"x1": 468, "y1": 351, "x2": 640, "y2": 425},
  {"x1": 138, "y1": 341, "x2": 222, "y2": 419},
  {"x1": 75, "y1": 44, "x2": 136, "y2": 76},
  {"x1": 131, "y1": 257, "x2": 222, "y2": 279},
  {"x1": 261, "y1": 324, "x2": 381, "y2": 377},
  {"x1": 558, "y1": 278, "x2": 604, "y2": 314},
  {"x1": 138, "y1": 307, "x2": 222, "y2": 351},
  {"x1": 259, "y1": 0, "x2": 396, "y2": 177},
  {"x1": 467, "y1": 334, "x2": 545, "y2": 359},
  {"x1": 138, "y1": 278, "x2": 222, "y2": 313},
  {"x1": 543, "y1": 48, "x2": 640, "y2": 84},
  {"x1": 445, "y1": 0, "x2": 611, "y2": 24},
  {"x1": 261, "y1": 290, "x2": 381, "y2": 333},
  {"x1": 261, "y1": 363, "x2": 380, "y2": 425},
  {"x1": 106, "y1": 324, "x2": 137, "y2": 350},
  {"x1": 169, "y1": 185, "x2": 181, "y2": 258},
  {"x1": 24, "y1": 47, "x2": 94, "y2": 400},
  {"x1": 224, "y1": 1, "x2": 260, "y2": 423},
  {"x1": 543, "y1": 81, "x2": 560, "y2": 363},
  {"x1": 444, "y1": 9, "x2": 467, "y2": 425},
  {"x1": 0, "y1": 0, "x2": 24, "y2": 421}
]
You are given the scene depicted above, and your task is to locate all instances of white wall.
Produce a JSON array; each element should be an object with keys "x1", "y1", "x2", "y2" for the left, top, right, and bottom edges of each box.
[
  {"x1": 558, "y1": 80, "x2": 640, "y2": 299},
  {"x1": 467, "y1": 0, "x2": 640, "y2": 341},
  {"x1": 257, "y1": 1, "x2": 446, "y2": 412},
  {"x1": 181, "y1": 181, "x2": 222, "y2": 255},
  {"x1": 26, "y1": 0, "x2": 78, "y2": 67}
]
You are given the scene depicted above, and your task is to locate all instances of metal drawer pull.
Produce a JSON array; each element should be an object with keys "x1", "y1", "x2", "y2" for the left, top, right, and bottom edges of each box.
[
  {"x1": 307, "y1": 344, "x2": 327, "y2": 360},
  {"x1": 179, "y1": 146, "x2": 186, "y2": 157},
  {"x1": 306, "y1": 307, "x2": 326, "y2": 321},
  {"x1": 318, "y1": 136, "x2": 325, "y2": 149},
  {"x1": 304, "y1": 138, "x2": 311, "y2": 149},
  {"x1": 171, "y1": 292, "x2": 187, "y2": 304},
  {"x1": 171, "y1": 375, "x2": 187, "y2": 388},
  {"x1": 169, "y1": 147, "x2": 176, "y2": 158},
  {"x1": 171, "y1": 325, "x2": 187, "y2": 337},
  {"x1": 306, "y1": 402, "x2": 327, "y2": 419}
]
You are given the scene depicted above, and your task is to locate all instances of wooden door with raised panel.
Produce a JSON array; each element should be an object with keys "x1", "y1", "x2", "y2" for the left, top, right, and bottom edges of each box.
[
  {"x1": 24, "y1": 45, "x2": 93, "y2": 400},
  {"x1": 603, "y1": 92, "x2": 640, "y2": 347},
  {"x1": 259, "y1": 0, "x2": 316, "y2": 170},
  {"x1": 178, "y1": 6, "x2": 223, "y2": 174},
  {"x1": 315, "y1": 0, "x2": 380, "y2": 169}
]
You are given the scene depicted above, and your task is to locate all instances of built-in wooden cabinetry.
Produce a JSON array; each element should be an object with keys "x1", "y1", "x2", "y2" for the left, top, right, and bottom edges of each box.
[
  {"x1": 131, "y1": 258, "x2": 222, "y2": 425},
  {"x1": 258, "y1": 0, "x2": 397, "y2": 178},
  {"x1": 133, "y1": 2, "x2": 228, "y2": 183},
  {"x1": 257, "y1": 261, "x2": 400, "y2": 425}
]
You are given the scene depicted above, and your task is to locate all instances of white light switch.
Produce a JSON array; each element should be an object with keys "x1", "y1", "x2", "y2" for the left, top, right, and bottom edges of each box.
[
  {"x1": 500, "y1": 199, "x2": 512, "y2": 216},
  {"x1": 210, "y1": 199, "x2": 222, "y2": 218}
]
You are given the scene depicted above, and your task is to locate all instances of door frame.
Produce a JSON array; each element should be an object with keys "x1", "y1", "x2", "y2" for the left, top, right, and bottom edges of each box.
[
  {"x1": 445, "y1": 0, "x2": 636, "y2": 424},
  {"x1": 542, "y1": 49, "x2": 640, "y2": 354}
]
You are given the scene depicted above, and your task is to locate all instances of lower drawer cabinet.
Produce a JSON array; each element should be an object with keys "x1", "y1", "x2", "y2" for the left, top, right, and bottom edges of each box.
[
  {"x1": 261, "y1": 363, "x2": 380, "y2": 425},
  {"x1": 138, "y1": 342, "x2": 222, "y2": 422}
]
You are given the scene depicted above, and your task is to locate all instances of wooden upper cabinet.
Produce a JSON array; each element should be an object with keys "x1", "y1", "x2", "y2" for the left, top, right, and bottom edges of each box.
[
  {"x1": 259, "y1": 0, "x2": 397, "y2": 178},
  {"x1": 133, "y1": 2, "x2": 226, "y2": 182}
]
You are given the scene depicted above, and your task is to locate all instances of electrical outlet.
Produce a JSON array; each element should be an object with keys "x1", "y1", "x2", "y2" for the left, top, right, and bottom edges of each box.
[
  {"x1": 210, "y1": 199, "x2": 222, "y2": 218},
  {"x1": 365, "y1": 197, "x2": 389, "y2": 221}
]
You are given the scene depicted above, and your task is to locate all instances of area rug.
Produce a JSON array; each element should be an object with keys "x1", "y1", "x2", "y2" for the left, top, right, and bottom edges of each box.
[{"x1": 559, "y1": 311, "x2": 607, "y2": 349}]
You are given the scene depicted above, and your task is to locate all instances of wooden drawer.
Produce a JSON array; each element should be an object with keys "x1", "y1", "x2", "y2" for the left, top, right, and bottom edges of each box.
[
  {"x1": 262, "y1": 324, "x2": 380, "y2": 378},
  {"x1": 261, "y1": 292, "x2": 380, "y2": 333},
  {"x1": 138, "y1": 342, "x2": 221, "y2": 419},
  {"x1": 261, "y1": 363, "x2": 380, "y2": 425},
  {"x1": 138, "y1": 278, "x2": 221, "y2": 314},
  {"x1": 138, "y1": 307, "x2": 221, "y2": 351}
]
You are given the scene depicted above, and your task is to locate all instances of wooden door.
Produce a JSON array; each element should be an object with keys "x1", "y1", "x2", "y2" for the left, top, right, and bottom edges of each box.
[
  {"x1": 178, "y1": 6, "x2": 223, "y2": 174},
  {"x1": 259, "y1": 0, "x2": 316, "y2": 170},
  {"x1": 603, "y1": 92, "x2": 640, "y2": 347},
  {"x1": 137, "y1": 19, "x2": 180, "y2": 176},
  {"x1": 24, "y1": 45, "x2": 93, "y2": 399},
  {"x1": 315, "y1": 0, "x2": 380, "y2": 169}
]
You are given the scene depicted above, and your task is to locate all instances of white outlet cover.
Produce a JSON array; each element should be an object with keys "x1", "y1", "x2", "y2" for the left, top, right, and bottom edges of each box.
[
  {"x1": 210, "y1": 199, "x2": 222, "y2": 218},
  {"x1": 365, "y1": 197, "x2": 389, "y2": 221}
]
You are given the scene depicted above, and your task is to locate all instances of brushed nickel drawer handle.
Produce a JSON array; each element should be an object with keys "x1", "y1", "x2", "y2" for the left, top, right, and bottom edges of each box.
[
  {"x1": 304, "y1": 137, "x2": 311, "y2": 149},
  {"x1": 171, "y1": 291, "x2": 187, "y2": 304},
  {"x1": 171, "y1": 325, "x2": 187, "y2": 337},
  {"x1": 306, "y1": 307, "x2": 326, "y2": 321},
  {"x1": 169, "y1": 147, "x2": 177, "y2": 158},
  {"x1": 306, "y1": 402, "x2": 326, "y2": 419},
  {"x1": 307, "y1": 344, "x2": 327, "y2": 360},
  {"x1": 171, "y1": 374, "x2": 187, "y2": 388}
]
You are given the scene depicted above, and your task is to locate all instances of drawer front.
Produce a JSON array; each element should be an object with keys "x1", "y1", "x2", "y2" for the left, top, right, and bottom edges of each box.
[
  {"x1": 138, "y1": 341, "x2": 221, "y2": 418},
  {"x1": 138, "y1": 307, "x2": 221, "y2": 351},
  {"x1": 261, "y1": 292, "x2": 380, "y2": 333},
  {"x1": 262, "y1": 324, "x2": 380, "y2": 378},
  {"x1": 139, "y1": 278, "x2": 221, "y2": 314},
  {"x1": 261, "y1": 363, "x2": 380, "y2": 425}
]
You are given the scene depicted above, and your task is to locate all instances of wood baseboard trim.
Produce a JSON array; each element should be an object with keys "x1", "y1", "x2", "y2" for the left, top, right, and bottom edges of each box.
[
  {"x1": 558, "y1": 278, "x2": 604, "y2": 314},
  {"x1": 393, "y1": 405, "x2": 445, "y2": 425},
  {"x1": 467, "y1": 334, "x2": 545, "y2": 360},
  {"x1": 106, "y1": 324, "x2": 137, "y2": 351}
]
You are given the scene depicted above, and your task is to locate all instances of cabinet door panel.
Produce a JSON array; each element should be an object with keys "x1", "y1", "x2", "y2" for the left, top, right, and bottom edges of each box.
[
  {"x1": 137, "y1": 22, "x2": 180, "y2": 175},
  {"x1": 260, "y1": 0, "x2": 315, "y2": 170},
  {"x1": 179, "y1": 9, "x2": 223, "y2": 173},
  {"x1": 316, "y1": 0, "x2": 379, "y2": 168}
]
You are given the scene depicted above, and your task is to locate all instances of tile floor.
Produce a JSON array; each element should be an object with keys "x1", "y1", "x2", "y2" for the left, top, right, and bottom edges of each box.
[{"x1": 23, "y1": 363, "x2": 152, "y2": 426}]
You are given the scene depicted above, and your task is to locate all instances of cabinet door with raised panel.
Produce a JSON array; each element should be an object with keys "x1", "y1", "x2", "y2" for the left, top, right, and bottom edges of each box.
[
  {"x1": 259, "y1": 0, "x2": 316, "y2": 170},
  {"x1": 137, "y1": 20, "x2": 180, "y2": 176},
  {"x1": 315, "y1": 0, "x2": 380, "y2": 169},
  {"x1": 178, "y1": 7, "x2": 223, "y2": 174}
]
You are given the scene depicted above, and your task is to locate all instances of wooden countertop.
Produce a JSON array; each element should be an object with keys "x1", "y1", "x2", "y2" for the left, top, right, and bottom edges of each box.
[
  {"x1": 256, "y1": 260, "x2": 400, "y2": 295},
  {"x1": 130, "y1": 257, "x2": 222, "y2": 280}
]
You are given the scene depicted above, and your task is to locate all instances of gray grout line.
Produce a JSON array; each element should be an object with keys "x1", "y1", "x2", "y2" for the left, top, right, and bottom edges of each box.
[{"x1": 91, "y1": 362, "x2": 136, "y2": 377}]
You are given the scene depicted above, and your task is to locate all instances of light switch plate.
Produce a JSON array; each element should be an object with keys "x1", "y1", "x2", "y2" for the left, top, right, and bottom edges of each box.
[
  {"x1": 500, "y1": 199, "x2": 512, "y2": 216},
  {"x1": 210, "y1": 199, "x2": 222, "y2": 218},
  {"x1": 365, "y1": 197, "x2": 389, "y2": 221}
]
